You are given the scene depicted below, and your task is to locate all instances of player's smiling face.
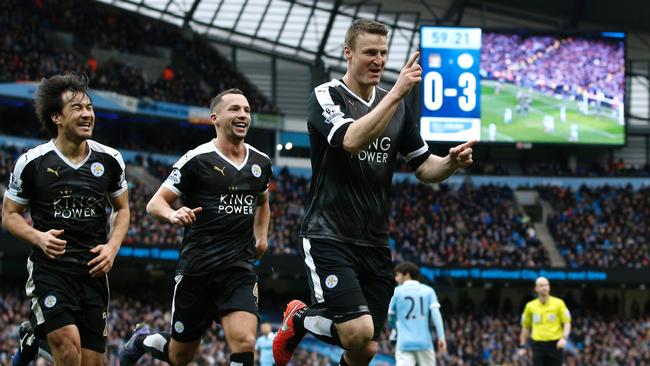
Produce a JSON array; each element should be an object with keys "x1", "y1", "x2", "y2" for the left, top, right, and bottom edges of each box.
[
  {"x1": 345, "y1": 32, "x2": 388, "y2": 87},
  {"x1": 214, "y1": 93, "x2": 251, "y2": 141},
  {"x1": 53, "y1": 91, "x2": 95, "y2": 142}
]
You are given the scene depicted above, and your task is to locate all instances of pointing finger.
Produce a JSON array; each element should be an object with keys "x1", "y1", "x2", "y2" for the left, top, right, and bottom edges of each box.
[
  {"x1": 405, "y1": 51, "x2": 420, "y2": 68},
  {"x1": 460, "y1": 140, "x2": 477, "y2": 150}
]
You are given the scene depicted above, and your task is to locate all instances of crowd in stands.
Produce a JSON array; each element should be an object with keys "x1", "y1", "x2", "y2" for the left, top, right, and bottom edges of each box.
[
  {"x1": 481, "y1": 32, "x2": 625, "y2": 101},
  {"x1": 389, "y1": 181, "x2": 549, "y2": 267},
  {"x1": 2, "y1": 286, "x2": 649, "y2": 365},
  {"x1": 265, "y1": 168, "x2": 551, "y2": 266},
  {"x1": 543, "y1": 185, "x2": 650, "y2": 268},
  {"x1": 0, "y1": 0, "x2": 279, "y2": 113}
]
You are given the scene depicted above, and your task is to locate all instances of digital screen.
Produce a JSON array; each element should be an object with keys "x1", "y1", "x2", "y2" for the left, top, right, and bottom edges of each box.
[{"x1": 420, "y1": 27, "x2": 626, "y2": 145}]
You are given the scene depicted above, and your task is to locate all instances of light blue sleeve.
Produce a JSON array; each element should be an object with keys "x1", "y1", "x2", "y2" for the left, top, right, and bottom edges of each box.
[
  {"x1": 255, "y1": 337, "x2": 261, "y2": 351},
  {"x1": 388, "y1": 292, "x2": 397, "y2": 327},
  {"x1": 429, "y1": 289, "x2": 445, "y2": 340}
]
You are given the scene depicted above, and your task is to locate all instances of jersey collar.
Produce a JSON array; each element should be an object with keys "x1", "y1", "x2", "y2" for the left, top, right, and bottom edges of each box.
[
  {"x1": 49, "y1": 139, "x2": 92, "y2": 170},
  {"x1": 212, "y1": 139, "x2": 250, "y2": 171},
  {"x1": 333, "y1": 79, "x2": 376, "y2": 107}
]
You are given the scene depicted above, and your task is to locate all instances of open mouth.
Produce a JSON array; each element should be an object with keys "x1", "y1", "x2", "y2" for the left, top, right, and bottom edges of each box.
[
  {"x1": 234, "y1": 121, "x2": 248, "y2": 129},
  {"x1": 78, "y1": 121, "x2": 92, "y2": 129}
]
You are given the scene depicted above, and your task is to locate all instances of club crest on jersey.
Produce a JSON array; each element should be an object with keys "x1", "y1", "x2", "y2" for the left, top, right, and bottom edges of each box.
[
  {"x1": 325, "y1": 275, "x2": 338, "y2": 289},
  {"x1": 44, "y1": 295, "x2": 57, "y2": 308},
  {"x1": 251, "y1": 164, "x2": 262, "y2": 178},
  {"x1": 90, "y1": 162, "x2": 105, "y2": 177},
  {"x1": 174, "y1": 321, "x2": 185, "y2": 333}
]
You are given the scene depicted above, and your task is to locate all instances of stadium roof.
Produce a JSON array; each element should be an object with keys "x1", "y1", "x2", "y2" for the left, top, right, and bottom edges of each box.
[{"x1": 97, "y1": 0, "x2": 650, "y2": 75}]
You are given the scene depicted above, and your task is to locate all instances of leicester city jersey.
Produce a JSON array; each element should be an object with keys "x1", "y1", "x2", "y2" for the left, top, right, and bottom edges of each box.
[
  {"x1": 300, "y1": 79, "x2": 429, "y2": 247},
  {"x1": 5, "y1": 140, "x2": 127, "y2": 274},
  {"x1": 163, "y1": 140, "x2": 272, "y2": 275}
]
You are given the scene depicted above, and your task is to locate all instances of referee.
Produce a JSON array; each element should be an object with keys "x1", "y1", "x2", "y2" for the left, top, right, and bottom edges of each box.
[{"x1": 518, "y1": 277, "x2": 571, "y2": 366}]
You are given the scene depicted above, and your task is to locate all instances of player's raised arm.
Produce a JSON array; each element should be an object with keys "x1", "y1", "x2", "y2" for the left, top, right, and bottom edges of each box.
[{"x1": 342, "y1": 52, "x2": 422, "y2": 153}]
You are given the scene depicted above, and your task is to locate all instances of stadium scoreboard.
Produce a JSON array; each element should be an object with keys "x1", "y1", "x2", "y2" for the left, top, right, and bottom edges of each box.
[
  {"x1": 420, "y1": 26, "x2": 482, "y2": 142},
  {"x1": 419, "y1": 27, "x2": 626, "y2": 145}
]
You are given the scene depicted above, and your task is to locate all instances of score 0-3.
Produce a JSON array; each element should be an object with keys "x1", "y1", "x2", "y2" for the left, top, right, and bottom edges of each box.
[{"x1": 419, "y1": 27, "x2": 482, "y2": 142}]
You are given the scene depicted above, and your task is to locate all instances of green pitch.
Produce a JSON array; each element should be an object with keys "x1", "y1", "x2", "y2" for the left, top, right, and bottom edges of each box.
[{"x1": 480, "y1": 80, "x2": 625, "y2": 144}]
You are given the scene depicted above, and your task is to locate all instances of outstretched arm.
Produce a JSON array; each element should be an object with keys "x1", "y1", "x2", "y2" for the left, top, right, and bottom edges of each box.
[{"x1": 415, "y1": 140, "x2": 476, "y2": 183}]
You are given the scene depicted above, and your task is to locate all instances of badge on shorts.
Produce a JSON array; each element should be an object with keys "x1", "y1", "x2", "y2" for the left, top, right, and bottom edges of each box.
[
  {"x1": 44, "y1": 295, "x2": 57, "y2": 308},
  {"x1": 91, "y1": 162, "x2": 105, "y2": 177},
  {"x1": 251, "y1": 164, "x2": 262, "y2": 178},
  {"x1": 174, "y1": 321, "x2": 185, "y2": 334},
  {"x1": 325, "y1": 275, "x2": 338, "y2": 289}
]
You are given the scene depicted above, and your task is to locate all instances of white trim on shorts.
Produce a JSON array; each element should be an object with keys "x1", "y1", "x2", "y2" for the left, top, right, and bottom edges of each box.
[{"x1": 302, "y1": 238, "x2": 325, "y2": 303}]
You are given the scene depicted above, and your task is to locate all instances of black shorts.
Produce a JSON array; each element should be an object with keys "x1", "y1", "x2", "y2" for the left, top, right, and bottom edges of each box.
[
  {"x1": 532, "y1": 340, "x2": 563, "y2": 366},
  {"x1": 26, "y1": 259, "x2": 109, "y2": 353},
  {"x1": 300, "y1": 238, "x2": 395, "y2": 340},
  {"x1": 171, "y1": 267, "x2": 259, "y2": 342}
]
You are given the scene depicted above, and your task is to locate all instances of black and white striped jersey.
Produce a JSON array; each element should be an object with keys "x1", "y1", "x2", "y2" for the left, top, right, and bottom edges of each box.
[
  {"x1": 163, "y1": 140, "x2": 272, "y2": 275},
  {"x1": 300, "y1": 79, "x2": 430, "y2": 247},
  {"x1": 5, "y1": 140, "x2": 127, "y2": 274}
]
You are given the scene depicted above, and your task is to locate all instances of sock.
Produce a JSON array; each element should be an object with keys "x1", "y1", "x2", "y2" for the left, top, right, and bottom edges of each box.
[
  {"x1": 294, "y1": 308, "x2": 343, "y2": 347},
  {"x1": 339, "y1": 354, "x2": 350, "y2": 366},
  {"x1": 136, "y1": 332, "x2": 171, "y2": 362},
  {"x1": 229, "y1": 352, "x2": 254, "y2": 366},
  {"x1": 12, "y1": 334, "x2": 38, "y2": 366}
]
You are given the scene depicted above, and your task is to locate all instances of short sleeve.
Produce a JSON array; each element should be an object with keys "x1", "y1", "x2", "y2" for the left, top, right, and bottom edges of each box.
[
  {"x1": 559, "y1": 300, "x2": 571, "y2": 323},
  {"x1": 521, "y1": 303, "x2": 532, "y2": 328},
  {"x1": 399, "y1": 105, "x2": 430, "y2": 170},
  {"x1": 262, "y1": 163, "x2": 273, "y2": 193},
  {"x1": 307, "y1": 85, "x2": 354, "y2": 147},
  {"x1": 162, "y1": 155, "x2": 197, "y2": 196},
  {"x1": 430, "y1": 288, "x2": 441, "y2": 309},
  {"x1": 107, "y1": 151, "x2": 128, "y2": 197},
  {"x1": 4, "y1": 153, "x2": 35, "y2": 205}
]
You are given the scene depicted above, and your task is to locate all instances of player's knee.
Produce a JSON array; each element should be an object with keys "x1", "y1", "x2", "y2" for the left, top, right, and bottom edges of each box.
[
  {"x1": 49, "y1": 336, "x2": 81, "y2": 366},
  {"x1": 339, "y1": 321, "x2": 374, "y2": 350},
  {"x1": 345, "y1": 342, "x2": 378, "y2": 365},
  {"x1": 229, "y1": 332, "x2": 256, "y2": 353},
  {"x1": 48, "y1": 330, "x2": 81, "y2": 363}
]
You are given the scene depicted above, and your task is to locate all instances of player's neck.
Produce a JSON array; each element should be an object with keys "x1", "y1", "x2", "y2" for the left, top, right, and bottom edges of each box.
[
  {"x1": 539, "y1": 294, "x2": 550, "y2": 303},
  {"x1": 53, "y1": 136, "x2": 89, "y2": 164},
  {"x1": 214, "y1": 137, "x2": 246, "y2": 164},
  {"x1": 342, "y1": 74, "x2": 374, "y2": 102}
]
